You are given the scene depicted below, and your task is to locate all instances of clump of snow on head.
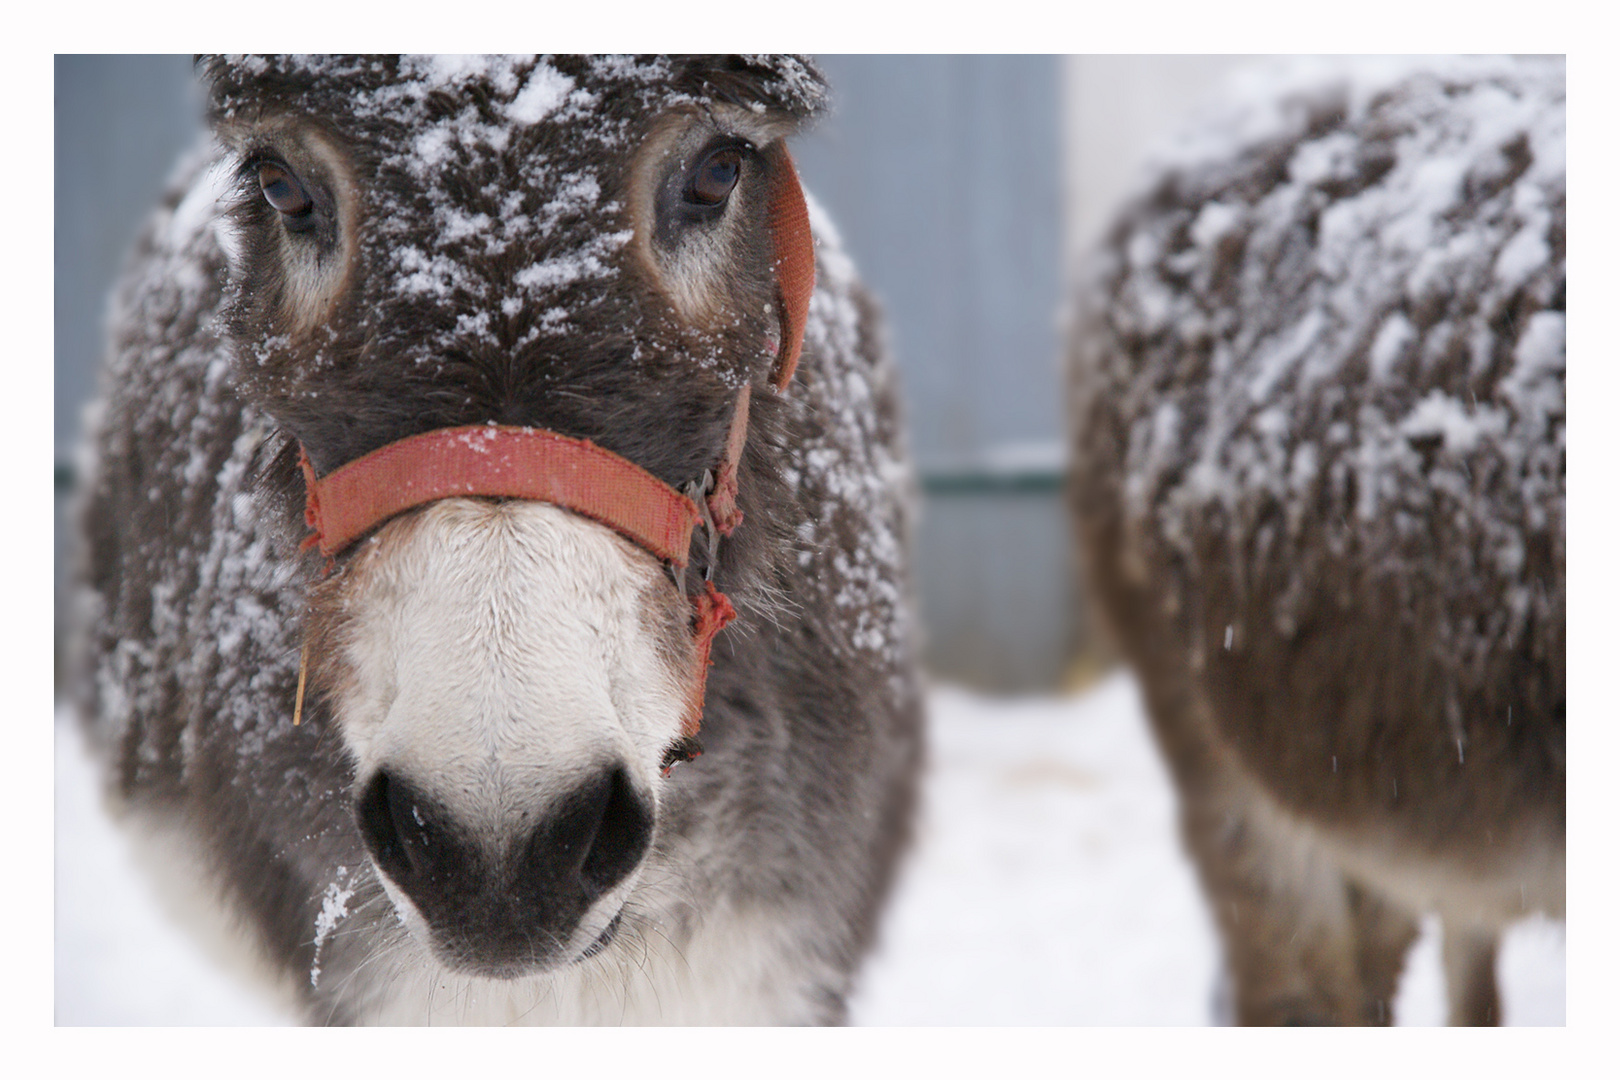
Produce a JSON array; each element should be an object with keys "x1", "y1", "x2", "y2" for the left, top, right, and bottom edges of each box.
[{"x1": 506, "y1": 64, "x2": 575, "y2": 125}]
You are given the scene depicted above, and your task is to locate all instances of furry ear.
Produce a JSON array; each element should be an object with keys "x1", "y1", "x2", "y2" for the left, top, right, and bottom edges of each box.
[{"x1": 672, "y1": 55, "x2": 830, "y2": 126}]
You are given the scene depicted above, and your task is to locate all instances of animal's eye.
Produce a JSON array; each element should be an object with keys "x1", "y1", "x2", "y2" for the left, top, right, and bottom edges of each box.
[
  {"x1": 685, "y1": 147, "x2": 743, "y2": 207},
  {"x1": 257, "y1": 161, "x2": 314, "y2": 220}
]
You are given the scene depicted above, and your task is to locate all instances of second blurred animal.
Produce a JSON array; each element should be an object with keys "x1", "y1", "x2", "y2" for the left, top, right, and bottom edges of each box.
[{"x1": 1069, "y1": 57, "x2": 1564, "y2": 1025}]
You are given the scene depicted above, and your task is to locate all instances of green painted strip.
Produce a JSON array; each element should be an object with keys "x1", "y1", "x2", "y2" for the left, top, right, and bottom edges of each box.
[{"x1": 919, "y1": 470, "x2": 1066, "y2": 496}]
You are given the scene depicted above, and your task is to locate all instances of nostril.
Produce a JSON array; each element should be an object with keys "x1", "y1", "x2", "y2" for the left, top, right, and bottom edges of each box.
[
  {"x1": 526, "y1": 767, "x2": 653, "y2": 904},
  {"x1": 357, "y1": 770, "x2": 437, "y2": 885},
  {"x1": 578, "y1": 767, "x2": 654, "y2": 899}
]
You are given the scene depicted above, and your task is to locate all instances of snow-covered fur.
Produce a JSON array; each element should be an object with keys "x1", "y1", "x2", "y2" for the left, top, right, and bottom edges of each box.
[
  {"x1": 73, "y1": 55, "x2": 922, "y2": 1025},
  {"x1": 1068, "y1": 57, "x2": 1563, "y2": 1025}
]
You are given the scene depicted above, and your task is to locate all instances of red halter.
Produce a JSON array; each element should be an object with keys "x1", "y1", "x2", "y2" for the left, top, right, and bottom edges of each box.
[{"x1": 295, "y1": 149, "x2": 815, "y2": 745}]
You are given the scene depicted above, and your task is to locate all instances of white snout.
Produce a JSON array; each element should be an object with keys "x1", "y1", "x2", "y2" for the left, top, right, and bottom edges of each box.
[{"x1": 322, "y1": 498, "x2": 696, "y2": 955}]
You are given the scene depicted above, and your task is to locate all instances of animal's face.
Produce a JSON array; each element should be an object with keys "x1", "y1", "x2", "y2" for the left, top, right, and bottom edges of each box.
[{"x1": 202, "y1": 55, "x2": 825, "y2": 977}]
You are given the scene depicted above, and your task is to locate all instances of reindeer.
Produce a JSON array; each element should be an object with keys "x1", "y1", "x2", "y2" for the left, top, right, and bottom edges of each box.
[
  {"x1": 72, "y1": 54, "x2": 922, "y2": 1025},
  {"x1": 1068, "y1": 57, "x2": 1564, "y2": 1025}
]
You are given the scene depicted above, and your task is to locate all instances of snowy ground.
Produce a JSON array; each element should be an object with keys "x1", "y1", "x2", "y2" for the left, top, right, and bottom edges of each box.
[{"x1": 54, "y1": 673, "x2": 1564, "y2": 1026}]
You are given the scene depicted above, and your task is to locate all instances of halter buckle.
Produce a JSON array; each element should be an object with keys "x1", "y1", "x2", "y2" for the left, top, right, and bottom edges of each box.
[{"x1": 673, "y1": 469, "x2": 721, "y2": 595}]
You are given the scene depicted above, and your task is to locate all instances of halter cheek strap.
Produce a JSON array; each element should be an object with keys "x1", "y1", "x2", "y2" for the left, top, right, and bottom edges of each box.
[
  {"x1": 292, "y1": 147, "x2": 817, "y2": 748},
  {"x1": 768, "y1": 147, "x2": 815, "y2": 392}
]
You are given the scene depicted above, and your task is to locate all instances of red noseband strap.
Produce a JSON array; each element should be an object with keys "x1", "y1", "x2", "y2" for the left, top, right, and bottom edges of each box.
[
  {"x1": 296, "y1": 148, "x2": 817, "y2": 744},
  {"x1": 299, "y1": 427, "x2": 703, "y2": 565}
]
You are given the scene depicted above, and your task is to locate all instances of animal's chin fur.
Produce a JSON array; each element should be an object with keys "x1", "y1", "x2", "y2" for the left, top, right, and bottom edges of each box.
[
  {"x1": 307, "y1": 854, "x2": 848, "y2": 1023},
  {"x1": 354, "y1": 913, "x2": 842, "y2": 1023}
]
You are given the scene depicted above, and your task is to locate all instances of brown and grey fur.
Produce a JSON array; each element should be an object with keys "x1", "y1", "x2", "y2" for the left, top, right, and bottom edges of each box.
[
  {"x1": 1068, "y1": 58, "x2": 1563, "y2": 1025},
  {"x1": 72, "y1": 55, "x2": 922, "y2": 1024}
]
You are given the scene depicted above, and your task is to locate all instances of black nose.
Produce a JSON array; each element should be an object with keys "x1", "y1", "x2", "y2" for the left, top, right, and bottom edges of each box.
[
  {"x1": 553, "y1": 767, "x2": 655, "y2": 904},
  {"x1": 356, "y1": 765, "x2": 654, "y2": 976}
]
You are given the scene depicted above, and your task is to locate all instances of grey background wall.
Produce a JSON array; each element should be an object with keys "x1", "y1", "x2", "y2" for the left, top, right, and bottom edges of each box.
[
  {"x1": 791, "y1": 56, "x2": 1080, "y2": 691},
  {"x1": 54, "y1": 55, "x2": 204, "y2": 681},
  {"x1": 55, "y1": 56, "x2": 202, "y2": 468},
  {"x1": 54, "y1": 55, "x2": 1251, "y2": 692}
]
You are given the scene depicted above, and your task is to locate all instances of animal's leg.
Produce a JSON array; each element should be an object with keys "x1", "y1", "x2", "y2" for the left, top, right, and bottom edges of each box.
[
  {"x1": 1132, "y1": 668, "x2": 1363, "y2": 1024},
  {"x1": 1179, "y1": 782, "x2": 1369, "y2": 1024},
  {"x1": 1180, "y1": 767, "x2": 1427, "y2": 1024},
  {"x1": 1442, "y1": 924, "x2": 1501, "y2": 1026},
  {"x1": 1344, "y1": 881, "x2": 1420, "y2": 1025}
]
